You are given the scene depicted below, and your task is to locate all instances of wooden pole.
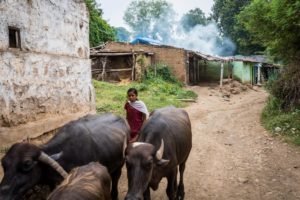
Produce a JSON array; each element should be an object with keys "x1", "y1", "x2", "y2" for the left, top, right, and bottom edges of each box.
[
  {"x1": 220, "y1": 62, "x2": 224, "y2": 87},
  {"x1": 100, "y1": 56, "x2": 107, "y2": 81},
  {"x1": 257, "y1": 63, "x2": 262, "y2": 85},
  {"x1": 131, "y1": 51, "x2": 135, "y2": 81}
]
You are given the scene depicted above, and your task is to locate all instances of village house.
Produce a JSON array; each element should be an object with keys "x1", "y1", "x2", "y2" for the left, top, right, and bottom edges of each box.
[
  {"x1": 101, "y1": 41, "x2": 231, "y2": 85},
  {"x1": 231, "y1": 55, "x2": 280, "y2": 85},
  {"x1": 100, "y1": 41, "x2": 278, "y2": 86},
  {"x1": 0, "y1": 0, "x2": 94, "y2": 147}
]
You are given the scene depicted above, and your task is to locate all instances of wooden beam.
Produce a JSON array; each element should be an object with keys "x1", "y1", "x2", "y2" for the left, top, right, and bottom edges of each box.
[
  {"x1": 92, "y1": 68, "x2": 132, "y2": 73},
  {"x1": 131, "y1": 51, "x2": 135, "y2": 81},
  {"x1": 220, "y1": 62, "x2": 224, "y2": 87}
]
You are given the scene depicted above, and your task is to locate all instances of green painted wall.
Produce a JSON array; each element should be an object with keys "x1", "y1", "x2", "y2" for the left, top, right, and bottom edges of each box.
[{"x1": 232, "y1": 61, "x2": 253, "y2": 83}]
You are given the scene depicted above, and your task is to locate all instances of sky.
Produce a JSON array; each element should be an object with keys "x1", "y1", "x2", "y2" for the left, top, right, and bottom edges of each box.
[{"x1": 97, "y1": 0, "x2": 215, "y2": 28}]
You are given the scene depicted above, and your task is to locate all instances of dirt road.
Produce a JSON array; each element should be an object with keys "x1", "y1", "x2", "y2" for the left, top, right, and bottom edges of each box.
[
  {"x1": 117, "y1": 85, "x2": 300, "y2": 199},
  {"x1": 1, "y1": 85, "x2": 300, "y2": 200}
]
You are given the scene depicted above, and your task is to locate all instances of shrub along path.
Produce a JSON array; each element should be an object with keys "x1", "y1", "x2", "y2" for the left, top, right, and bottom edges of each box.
[{"x1": 117, "y1": 84, "x2": 300, "y2": 200}]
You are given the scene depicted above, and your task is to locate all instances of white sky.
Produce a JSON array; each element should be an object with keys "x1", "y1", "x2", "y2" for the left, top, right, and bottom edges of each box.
[{"x1": 97, "y1": 0, "x2": 214, "y2": 28}]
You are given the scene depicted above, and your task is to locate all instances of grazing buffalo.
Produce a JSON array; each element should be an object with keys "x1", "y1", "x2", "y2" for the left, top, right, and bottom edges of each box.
[
  {"x1": 125, "y1": 106, "x2": 192, "y2": 200},
  {"x1": 0, "y1": 114, "x2": 129, "y2": 200},
  {"x1": 47, "y1": 162, "x2": 111, "y2": 200}
]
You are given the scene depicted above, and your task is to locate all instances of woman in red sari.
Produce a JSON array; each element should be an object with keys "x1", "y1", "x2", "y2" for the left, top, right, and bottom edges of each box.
[{"x1": 124, "y1": 88, "x2": 149, "y2": 142}]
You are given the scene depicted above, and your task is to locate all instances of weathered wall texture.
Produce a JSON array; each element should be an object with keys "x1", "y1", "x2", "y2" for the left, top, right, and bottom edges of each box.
[
  {"x1": 104, "y1": 42, "x2": 187, "y2": 83},
  {"x1": 232, "y1": 61, "x2": 253, "y2": 83},
  {"x1": 0, "y1": 0, "x2": 94, "y2": 145}
]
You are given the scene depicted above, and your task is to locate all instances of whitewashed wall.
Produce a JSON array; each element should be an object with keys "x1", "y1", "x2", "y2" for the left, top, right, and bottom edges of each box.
[{"x1": 0, "y1": 0, "x2": 94, "y2": 143}]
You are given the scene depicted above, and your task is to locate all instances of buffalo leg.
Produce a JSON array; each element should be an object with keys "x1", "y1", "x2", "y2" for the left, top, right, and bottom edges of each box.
[
  {"x1": 111, "y1": 167, "x2": 122, "y2": 200},
  {"x1": 176, "y1": 162, "x2": 186, "y2": 200},
  {"x1": 144, "y1": 186, "x2": 151, "y2": 200},
  {"x1": 166, "y1": 167, "x2": 178, "y2": 200}
]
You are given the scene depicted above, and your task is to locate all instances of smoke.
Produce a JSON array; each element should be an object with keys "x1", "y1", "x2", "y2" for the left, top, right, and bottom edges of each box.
[
  {"x1": 167, "y1": 22, "x2": 236, "y2": 56},
  {"x1": 127, "y1": 20, "x2": 236, "y2": 56},
  {"x1": 122, "y1": 2, "x2": 236, "y2": 56}
]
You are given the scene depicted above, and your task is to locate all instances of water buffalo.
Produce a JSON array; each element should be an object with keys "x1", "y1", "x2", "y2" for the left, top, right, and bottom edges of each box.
[
  {"x1": 0, "y1": 114, "x2": 129, "y2": 200},
  {"x1": 47, "y1": 162, "x2": 111, "y2": 200},
  {"x1": 125, "y1": 106, "x2": 192, "y2": 200}
]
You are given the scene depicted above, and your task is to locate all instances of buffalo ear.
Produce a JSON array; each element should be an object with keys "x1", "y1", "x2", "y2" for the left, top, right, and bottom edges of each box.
[{"x1": 156, "y1": 159, "x2": 169, "y2": 167}]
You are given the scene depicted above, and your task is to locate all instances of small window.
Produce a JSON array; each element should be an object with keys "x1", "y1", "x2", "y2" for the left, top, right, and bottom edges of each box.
[{"x1": 8, "y1": 27, "x2": 21, "y2": 49}]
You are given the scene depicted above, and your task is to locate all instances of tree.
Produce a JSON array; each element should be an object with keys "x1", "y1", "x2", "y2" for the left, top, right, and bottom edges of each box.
[
  {"x1": 123, "y1": 0, "x2": 175, "y2": 42},
  {"x1": 238, "y1": 0, "x2": 300, "y2": 110},
  {"x1": 115, "y1": 27, "x2": 131, "y2": 42},
  {"x1": 237, "y1": 0, "x2": 300, "y2": 61},
  {"x1": 212, "y1": 0, "x2": 264, "y2": 55},
  {"x1": 85, "y1": 0, "x2": 116, "y2": 47},
  {"x1": 180, "y1": 8, "x2": 208, "y2": 32}
]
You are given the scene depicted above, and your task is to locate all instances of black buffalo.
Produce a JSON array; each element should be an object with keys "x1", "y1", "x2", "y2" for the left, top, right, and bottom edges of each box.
[
  {"x1": 0, "y1": 114, "x2": 129, "y2": 200},
  {"x1": 125, "y1": 106, "x2": 192, "y2": 200},
  {"x1": 47, "y1": 162, "x2": 111, "y2": 200}
]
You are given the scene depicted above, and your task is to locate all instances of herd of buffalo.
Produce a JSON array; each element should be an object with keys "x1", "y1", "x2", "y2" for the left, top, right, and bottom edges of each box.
[{"x1": 0, "y1": 106, "x2": 192, "y2": 200}]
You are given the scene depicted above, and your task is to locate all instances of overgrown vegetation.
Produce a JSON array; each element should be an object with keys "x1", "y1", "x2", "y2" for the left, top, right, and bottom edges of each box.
[
  {"x1": 263, "y1": 62, "x2": 300, "y2": 145},
  {"x1": 93, "y1": 64, "x2": 197, "y2": 116},
  {"x1": 85, "y1": 0, "x2": 116, "y2": 47},
  {"x1": 238, "y1": 0, "x2": 300, "y2": 61},
  {"x1": 262, "y1": 96, "x2": 300, "y2": 145}
]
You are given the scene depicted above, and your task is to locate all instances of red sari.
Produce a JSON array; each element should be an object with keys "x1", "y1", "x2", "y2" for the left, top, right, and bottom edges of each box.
[{"x1": 124, "y1": 102, "x2": 144, "y2": 140}]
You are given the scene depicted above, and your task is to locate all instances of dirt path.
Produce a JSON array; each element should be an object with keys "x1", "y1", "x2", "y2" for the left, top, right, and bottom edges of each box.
[{"x1": 117, "y1": 85, "x2": 300, "y2": 199}]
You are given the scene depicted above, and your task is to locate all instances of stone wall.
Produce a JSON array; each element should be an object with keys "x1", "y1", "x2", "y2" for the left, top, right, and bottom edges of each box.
[
  {"x1": 0, "y1": 0, "x2": 94, "y2": 145},
  {"x1": 104, "y1": 42, "x2": 188, "y2": 83}
]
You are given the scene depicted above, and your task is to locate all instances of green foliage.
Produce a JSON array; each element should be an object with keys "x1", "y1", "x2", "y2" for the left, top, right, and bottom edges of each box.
[
  {"x1": 85, "y1": 0, "x2": 116, "y2": 47},
  {"x1": 262, "y1": 96, "x2": 300, "y2": 145},
  {"x1": 268, "y1": 63, "x2": 300, "y2": 110},
  {"x1": 212, "y1": 0, "x2": 264, "y2": 54},
  {"x1": 114, "y1": 27, "x2": 131, "y2": 42},
  {"x1": 144, "y1": 64, "x2": 181, "y2": 85},
  {"x1": 237, "y1": 0, "x2": 300, "y2": 61},
  {"x1": 180, "y1": 8, "x2": 208, "y2": 32},
  {"x1": 93, "y1": 66, "x2": 197, "y2": 115},
  {"x1": 123, "y1": 0, "x2": 175, "y2": 42}
]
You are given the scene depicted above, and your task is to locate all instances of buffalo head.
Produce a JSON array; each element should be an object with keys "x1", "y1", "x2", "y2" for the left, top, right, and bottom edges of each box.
[
  {"x1": 0, "y1": 143, "x2": 67, "y2": 200},
  {"x1": 125, "y1": 140, "x2": 169, "y2": 200}
]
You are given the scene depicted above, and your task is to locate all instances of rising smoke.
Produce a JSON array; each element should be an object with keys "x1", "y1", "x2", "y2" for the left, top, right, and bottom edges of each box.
[
  {"x1": 121, "y1": 4, "x2": 236, "y2": 56},
  {"x1": 167, "y1": 22, "x2": 236, "y2": 56}
]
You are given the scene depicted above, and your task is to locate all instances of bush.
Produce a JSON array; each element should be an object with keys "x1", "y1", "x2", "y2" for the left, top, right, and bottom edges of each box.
[
  {"x1": 145, "y1": 64, "x2": 181, "y2": 85},
  {"x1": 269, "y1": 62, "x2": 300, "y2": 110},
  {"x1": 262, "y1": 96, "x2": 300, "y2": 145}
]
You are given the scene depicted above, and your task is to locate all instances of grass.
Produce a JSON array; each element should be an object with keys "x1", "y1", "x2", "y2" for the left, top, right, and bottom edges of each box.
[
  {"x1": 262, "y1": 96, "x2": 300, "y2": 145},
  {"x1": 93, "y1": 72, "x2": 197, "y2": 116}
]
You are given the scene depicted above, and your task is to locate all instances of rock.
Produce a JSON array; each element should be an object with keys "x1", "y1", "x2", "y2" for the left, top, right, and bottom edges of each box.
[
  {"x1": 238, "y1": 177, "x2": 249, "y2": 184},
  {"x1": 275, "y1": 127, "x2": 282, "y2": 132},
  {"x1": 223, "y1": 98, "x2": 230, "y2": 102}
]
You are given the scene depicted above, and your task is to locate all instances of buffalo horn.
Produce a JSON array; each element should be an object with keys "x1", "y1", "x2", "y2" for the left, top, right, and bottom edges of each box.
[
  {"x1": 156, "y1": 139, "x2": 164, "y2": 160},
  {"x1": 123, "y1": 135, "x2": 127, "y2": 157},
  {"x1": 38, "y1": 152, "x2": 68, "y2": 178}
]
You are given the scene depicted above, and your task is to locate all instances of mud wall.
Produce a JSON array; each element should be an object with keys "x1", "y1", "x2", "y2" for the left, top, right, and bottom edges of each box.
[
  {"x1": 0, "y1": 0, "x2": 94, "y2": 144},
  {"x1": 105, "y1": 42, "x2": 187, "y2": 83}
]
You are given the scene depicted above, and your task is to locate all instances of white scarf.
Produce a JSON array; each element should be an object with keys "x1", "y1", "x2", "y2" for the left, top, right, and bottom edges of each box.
[{"x1": 128, "y1": 100, "x2": 149, "y2": 118}]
